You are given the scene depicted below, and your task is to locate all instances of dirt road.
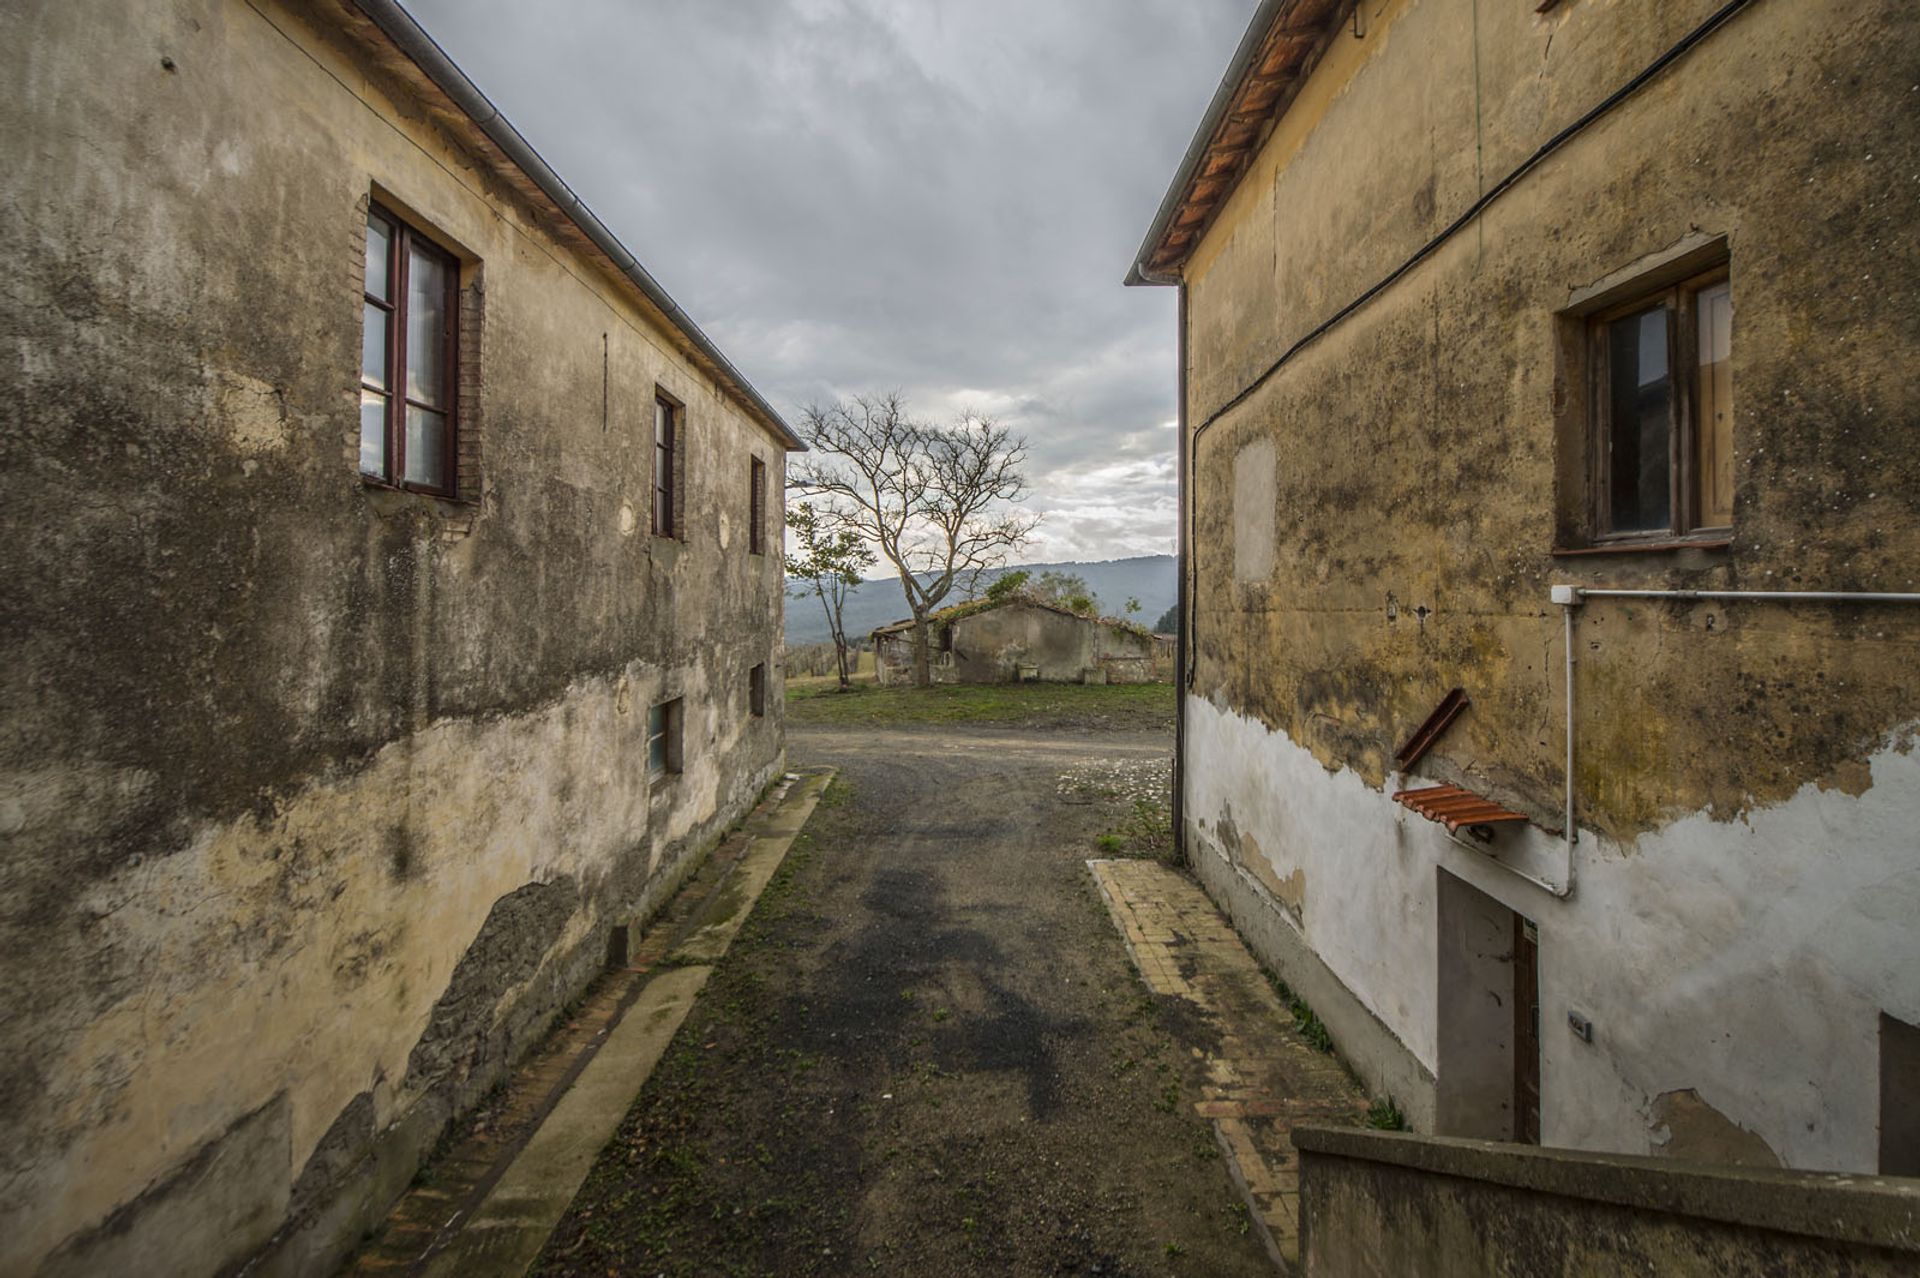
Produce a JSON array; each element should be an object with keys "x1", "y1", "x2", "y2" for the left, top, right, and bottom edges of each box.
[{"x1": 535, "y1": 722, "x2": 1275, "y2": 1277}]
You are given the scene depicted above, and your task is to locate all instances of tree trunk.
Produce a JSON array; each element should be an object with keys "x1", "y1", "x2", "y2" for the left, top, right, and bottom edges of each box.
[
  {"x1": 816, "y1": 586, "x2": 851, "y2": 691},
  {"x1": 910, "y1": 612, "x2": 932, "y2": 688}
]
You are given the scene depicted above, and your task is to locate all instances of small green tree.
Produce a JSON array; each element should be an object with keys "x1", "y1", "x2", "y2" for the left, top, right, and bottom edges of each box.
[
  {"x1": 1124, "y1": 597, "x2": 1141, "y2": 617},
  {"x1": 1153, "y1": 604, "x2": 1178, "y2": 634},
  {"x1": 784, "y1": 502, "x2": 875, "y2": 690},
  {"x1": 1031, "y1": 570, "x2": 1097, "y2": 616},
  {"x1": 984, "y1": 569, "x2": 1030, "y2": 602}
]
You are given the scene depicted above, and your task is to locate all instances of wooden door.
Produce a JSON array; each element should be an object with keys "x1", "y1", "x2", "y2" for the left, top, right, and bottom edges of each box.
[{"x1": 1514, "y1": 914, "x2": 1541, "y2": 1144}]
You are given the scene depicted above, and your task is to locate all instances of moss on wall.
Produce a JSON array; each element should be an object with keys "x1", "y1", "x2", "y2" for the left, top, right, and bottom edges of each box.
[
  {"x1": 0, "y1": 0, "x2": 791, "y2": 1271},
  {"x1": 1182, "y1": 0, "x2": 1920, "y2": 840}
]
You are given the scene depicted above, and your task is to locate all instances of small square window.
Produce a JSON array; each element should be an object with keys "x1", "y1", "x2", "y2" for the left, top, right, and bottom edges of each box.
[
  {"x1": 647, "y1": 698, "x2": 682, "y2": 776},
  {"x1": 361, "y1": 203, "x2": 459, "y2": 495},
  {"x1": 749, "y1": 663, "x2": 766, "y2": 717},
  {"x1": 1587, "y1": 269, "x2": 1733, "y2": 542},
  {"x1": 748, "y1": 456, "x2": 767, "y2": 555}
]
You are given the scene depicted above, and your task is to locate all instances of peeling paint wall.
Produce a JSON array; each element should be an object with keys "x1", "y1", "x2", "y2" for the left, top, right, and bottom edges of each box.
[
  {"x1": 0, "y1": 1, "x2": 789, "y2": 1273},
  {"x1": 1176, "y1": 0, "x2": 1920, "y2": 1172}
]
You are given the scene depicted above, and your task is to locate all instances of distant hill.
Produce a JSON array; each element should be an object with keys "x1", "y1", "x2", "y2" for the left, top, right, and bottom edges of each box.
[{"x1": 784, "y1": 554, "x2": 1175, "y2": 646}]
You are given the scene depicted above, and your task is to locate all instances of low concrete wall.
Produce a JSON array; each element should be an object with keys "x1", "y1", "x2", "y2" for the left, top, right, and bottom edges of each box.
[{"x1": 1293, "y1": 1126, "x2": 1920, "y2": 1277}]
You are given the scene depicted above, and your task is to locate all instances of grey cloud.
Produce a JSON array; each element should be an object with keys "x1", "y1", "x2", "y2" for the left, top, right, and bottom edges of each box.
[{"x1": 406, "y1": 0, "x2": 1250, "y2": 558}]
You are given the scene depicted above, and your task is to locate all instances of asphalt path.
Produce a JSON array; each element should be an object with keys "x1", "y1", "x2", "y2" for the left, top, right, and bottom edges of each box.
[{"x1": 536, "y1": 720, "x2": 1273, "y2": 1277}]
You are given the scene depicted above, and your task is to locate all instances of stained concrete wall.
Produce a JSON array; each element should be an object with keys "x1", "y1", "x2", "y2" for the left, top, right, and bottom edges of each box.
[
  {"x1": 1293, "y1": 1126, "x2": 1920, "y2": 1277},
  {"x1": 0, "y1": 1, "x2": 789, "y2": 1273},
  {"x1": 1175, "y1": 0, "x2": 1920, "y2": 1171},
  {"x1": 874, "y1": 601, "x2": 1159, "y2": 686}
]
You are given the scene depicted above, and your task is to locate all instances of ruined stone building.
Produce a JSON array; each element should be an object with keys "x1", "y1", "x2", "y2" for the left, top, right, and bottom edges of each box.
[
  {"x1": 0, "y1": 1, "x2": 800, "y2": 1273},
  {"x1": 1131, "y1": 0, "x2": 1919, "y2": 1173},
  {"x1": 872, "y1": 596, "x2": 1166, "y2": 686}
]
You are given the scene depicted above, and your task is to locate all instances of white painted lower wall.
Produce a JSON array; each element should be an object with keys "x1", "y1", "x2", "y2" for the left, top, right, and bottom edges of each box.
[{"x1": 1183, "y1": 694, "x2": 1920, "y2": 1173}]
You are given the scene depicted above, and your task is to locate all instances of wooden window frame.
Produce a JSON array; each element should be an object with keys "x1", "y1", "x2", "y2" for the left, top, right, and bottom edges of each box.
[
  {"x1": 1587, "y1": 266, "x2": 1731, "y2": 546},
  {"x1": 749, "y1": 663, "x2": 766, "y2": 718},
  {"x1": 652, "y1": 391, "x2": 680, "y2": 539},
  {"x1": 748, "y1": 455, "x2": 767, "y2": 555},
  {"x1": 362, "y1": 202, "x2": 459, "y2": 496}
]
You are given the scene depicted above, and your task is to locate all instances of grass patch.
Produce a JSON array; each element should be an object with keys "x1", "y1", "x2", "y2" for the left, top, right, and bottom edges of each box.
[
  {"x1": 787, "y1": 680, "x2": 1174, "y2": 730},
  {"x1": 1365, "y1": 1096, "x2": 1407, "y2": 1131},
  {"x1": 1094, "y1": 796, "x2": 1175, "y2": 861},
  {"x1": 1264, "y1": 972, "x2": 1336, "y2": 1055}
]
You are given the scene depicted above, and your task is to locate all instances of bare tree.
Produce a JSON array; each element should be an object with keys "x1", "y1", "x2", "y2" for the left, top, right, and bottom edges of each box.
[
  {"x1": 791, "y1": 393, "x2": 1037, "y2": 688},
  {"x1": 784, "y1": 500, "x2": 874, "y2": 690}
]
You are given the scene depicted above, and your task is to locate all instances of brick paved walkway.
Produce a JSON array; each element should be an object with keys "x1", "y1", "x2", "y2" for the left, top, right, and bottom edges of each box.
[{"x1": 1089, "y1": 859, "x2": 1367, "y2": 1272}]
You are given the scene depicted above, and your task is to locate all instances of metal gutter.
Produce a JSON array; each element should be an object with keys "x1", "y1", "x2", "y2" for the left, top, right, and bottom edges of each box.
[
  {"x1": 1172, "y1": 284, "x2": 1189, "y2": 863},
  {"x1": 1547, "y1": 581, "x2": 1920, "y2": 899},
  {"x1": 1568, "y1": 588, "x2": 1920, "y2": 605},
  {"x1": 1124, "y1": 0, "x2": 1293, "y2": 288},
  {"x1": 348, "y1": 0, "x2": 805, "y2": 452}
]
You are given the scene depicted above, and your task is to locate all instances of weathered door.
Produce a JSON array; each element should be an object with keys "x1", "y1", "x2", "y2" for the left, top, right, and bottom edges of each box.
[{"x1": 1513, "y1": 915, "x2": 1541, "y2": 1144}]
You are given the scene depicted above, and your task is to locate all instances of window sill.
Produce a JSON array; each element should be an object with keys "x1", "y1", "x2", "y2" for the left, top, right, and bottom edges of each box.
[
  {"x1": 1551, "y1": 538, "x2": 1731, "y2": 558},
  {"x1": 359, "y1": 475, "x2": 478, "y2": 508}
]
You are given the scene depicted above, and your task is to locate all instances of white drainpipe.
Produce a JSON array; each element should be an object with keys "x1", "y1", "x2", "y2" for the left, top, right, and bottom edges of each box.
[{"x1": 1547, "y1": 584, "x2": 1920, "y2": 900}]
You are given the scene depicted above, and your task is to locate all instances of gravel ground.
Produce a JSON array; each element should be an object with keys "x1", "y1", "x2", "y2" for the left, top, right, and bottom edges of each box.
[{"x1": 533, "y1": 720, "x2": 1274, "y2": 1278}]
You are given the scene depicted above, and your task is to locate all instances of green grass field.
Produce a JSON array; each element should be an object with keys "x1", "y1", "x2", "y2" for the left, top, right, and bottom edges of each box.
[{"x1": 786, "y1": 676, "x2": 1175, "y2": 731}]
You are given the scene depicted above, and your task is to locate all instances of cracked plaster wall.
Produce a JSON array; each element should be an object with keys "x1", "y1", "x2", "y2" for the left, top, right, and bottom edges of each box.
[{"x1": 0, "y1": 1, "x2": 788, "y2": 1273}]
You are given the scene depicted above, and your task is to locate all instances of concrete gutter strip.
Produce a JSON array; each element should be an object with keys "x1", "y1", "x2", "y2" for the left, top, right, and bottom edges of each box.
[
  {"x1": 419, "y1": 966, "x2": 715, "y2": 1278},
  {"x1": 1290, "y1": 1126, "x2": 1920, "y2": 1252},
  {"x1": 418, "y1": 770, "x2": 835, "y2": 1278},
  {"x1": 345, "y1": 0, "x2": 804, "y2": 453}
]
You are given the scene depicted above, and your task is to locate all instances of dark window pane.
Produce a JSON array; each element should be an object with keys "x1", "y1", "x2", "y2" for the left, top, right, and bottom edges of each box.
[
  {"x1": 407, "y1": 247, "x2": 450, "y2": 408},
  {"x1": 360, "y1": 390, "x2": 388, "y2": 478},
  {"x1": 1607, "y1": 305, "x2": 1671, "y2": 532},
  {"x1": 404, "y1": 405, "x2": 447, "y2": 488},
  {"x1": 647, "y1": 700, "x2": 679, "y2": 774},
  {"x1": 361, "y1": 303, "x2": 389, "y2": 389},
  {"x1": 365, "y1": 212, "x2": 392, "y2": 302}
]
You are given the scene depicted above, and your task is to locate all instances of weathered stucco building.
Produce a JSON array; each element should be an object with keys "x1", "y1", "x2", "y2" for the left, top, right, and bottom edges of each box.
[
  {"x1": 872, "y1": 597, "x2": 1164, "y2": 686},
  {"x1": 0, "y1": 2, "x2": 800, "y2": 1273},
  {"x1": 1132, "y1": 0, "x2": 1919, "y2": 1173}
]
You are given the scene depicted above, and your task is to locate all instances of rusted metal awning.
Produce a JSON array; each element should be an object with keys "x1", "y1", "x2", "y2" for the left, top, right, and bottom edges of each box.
[{"x1": 1392, "y1": 785, "x2": 1529, "y2": 834}]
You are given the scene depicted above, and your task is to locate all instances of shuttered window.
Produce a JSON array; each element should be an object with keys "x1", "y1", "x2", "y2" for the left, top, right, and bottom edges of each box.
[
  {"x1": 748, "y1": 456, "x2": 766, "y2": 555},
  {"x1": 652, "y1": 395, "x2": 678, "y2": 538}
]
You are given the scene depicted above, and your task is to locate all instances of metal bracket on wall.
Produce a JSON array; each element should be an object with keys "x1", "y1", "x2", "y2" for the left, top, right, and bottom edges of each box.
[{"x1": 1395, "y1": 688, "x2": 1470, "y2": 770}]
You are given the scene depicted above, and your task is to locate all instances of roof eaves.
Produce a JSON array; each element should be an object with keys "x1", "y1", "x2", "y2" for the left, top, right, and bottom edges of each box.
[
  {"x1": 343, "y1": 0, "x2": 805, "y2": 452},
  {"x1": 1125, "y1": 0, "x2": 1352, "y2": 288}
]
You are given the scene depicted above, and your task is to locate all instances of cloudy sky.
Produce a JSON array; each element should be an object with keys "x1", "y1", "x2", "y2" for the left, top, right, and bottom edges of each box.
[{"x1": 407, "y1": 0, "x2": 1253, "y2": 563}]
